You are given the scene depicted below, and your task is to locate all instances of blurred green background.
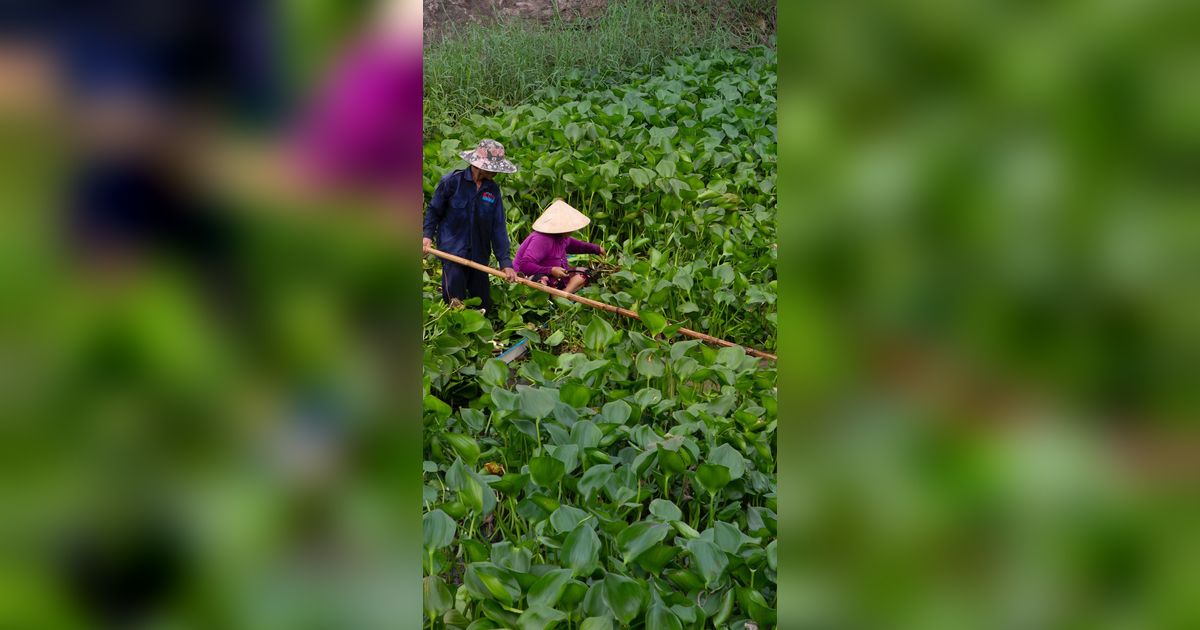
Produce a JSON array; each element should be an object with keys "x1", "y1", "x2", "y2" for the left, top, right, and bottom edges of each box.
[
  {"x1": 0, "y1": 1, "x2": 423, "y2": 627},
  {"x1": 778, "y1": 1, "x2": 1198, "y2": 628}
]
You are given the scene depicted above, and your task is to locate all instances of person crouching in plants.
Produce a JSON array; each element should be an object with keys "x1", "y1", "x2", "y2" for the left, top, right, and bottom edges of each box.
[{"x1": 513, "y1": 199, "x2": 605, "y2": 294}]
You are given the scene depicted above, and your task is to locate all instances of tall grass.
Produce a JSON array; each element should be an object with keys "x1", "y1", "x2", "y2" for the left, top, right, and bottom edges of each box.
[{"x1": 423, "y1": 0, "x2": 772, "y2": 121}]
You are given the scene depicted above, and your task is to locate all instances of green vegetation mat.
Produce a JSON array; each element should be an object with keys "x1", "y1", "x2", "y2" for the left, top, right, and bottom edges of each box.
[{"x1": 423, "y1": 46, "x2": 778, "y2": 629}]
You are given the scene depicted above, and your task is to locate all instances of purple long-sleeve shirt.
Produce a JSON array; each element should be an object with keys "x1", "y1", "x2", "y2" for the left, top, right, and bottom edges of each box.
[{"x1": 513, "y1": 232, "x2": 602, "y2": 276}]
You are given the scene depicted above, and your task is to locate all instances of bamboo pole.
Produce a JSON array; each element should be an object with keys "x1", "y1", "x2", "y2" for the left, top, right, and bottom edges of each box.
[{"x1": 425, "y1": 247, "x2": 778, "y2": 362}]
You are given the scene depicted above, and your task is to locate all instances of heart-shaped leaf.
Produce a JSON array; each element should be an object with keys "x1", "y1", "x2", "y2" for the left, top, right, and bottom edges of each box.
[
  {"x1": 530, "y1": 456, "x2": 566, "y2": 488},
  {"x1": 520, "y1": 387, "x2": 559, "y2": 420},
  {"x1": 640, "y1": 311, "x2": 668, "y2": 335},
  {"x1": 423, "y1": 509, "x2": 456, "y2": 550},
  {"x1": 695, "y1": 463, "x2": 732, "y2": 495},
  {"x1": 603, "y1": 573, "x2": 647, "y2": 625},
  {"x1": 562, "y1": 523, "x2": 601, "y2": 577},
  {"x1": 616, "y1": 521, "x2": 671, "y2": 565},
  {"x1": 550, "y1": 505, "x2": 590, "y2": 534},
  {"x1": 685, "y1": 539, "x2": 728, "y2": 588},
  {"x1": 527, "y1": 568, "x2": 573, "y2": 609},
  {"x1": 649, "y1": 499, "x2": 682, "y2": 522}
]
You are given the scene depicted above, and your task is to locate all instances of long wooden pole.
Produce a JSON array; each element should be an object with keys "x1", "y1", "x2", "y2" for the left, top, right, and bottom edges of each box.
[{"x1": 426, "y1": 247, "x2": 778, "y2": 362}]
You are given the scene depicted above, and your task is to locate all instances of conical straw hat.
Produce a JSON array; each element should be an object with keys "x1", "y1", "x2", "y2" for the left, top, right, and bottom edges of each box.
[{"x1": 532, "y1": 199, "x2": 590, "y2": 234}]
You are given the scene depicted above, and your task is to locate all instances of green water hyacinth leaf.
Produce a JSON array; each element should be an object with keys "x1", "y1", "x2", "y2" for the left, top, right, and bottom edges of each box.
[
  {"x1": 576, "y1": 464, "x2": 612, "y2": 501},
  {"x1": 603, "y1": 573, "x2": 646, "y2": 625},
  {"x1": 423, "y1": 576, "x2": 454, "y2": 619},
  {"x1": 458, "y1": 407, "x2": 486, "y2": 433},
  {"x1": 529, "y1": 456, "x2": 565, "y2": 487},
  {"x1": 767, "y1": 539, "x2": 778, "y2": 571},
  {"x1": 635, "y1": 348, "x2": 666, "y2": 378},
  {"x1": 564, "y1": 121, "x2": 584, "y2": 142},
  {"x1": 736, "y1": 587, "x2": 776, "y2": 625},
  {"x1": 462, "y1": 539, "x2": 489, "y2": 563},
  {"x1": 646, "y1": 602, "x2": 683, "y2": 630},
  {"x1": 479, "y1": 359, "x2": 508, "y2": 388},
  {"x1": 491, "y1": 388, "x2": 520, "y2": 411},
  {"x1": 634, "y1": 544, "x2": 681, "y2": 573},
  {"x1": 672, "y1": 520, "x2": 701, "y2": 539},
  {"x1": 547, "y1": 444, "x2": 580, "y2": 474},
  {"x1": 657, "y1": 449, "x2": 687, "y2": 475},
  {"x1": 562, "y1": 523, "x2": 601, "y2": 577},
  {"x1": 549, "y1": 505, "x2": 590, "y2": 534},
  {"x1": 665, "y1": 569, "x2": 704, "y2": 592},
  {"x1": 424, "y1": 394, "x2": 452, "y2": 421},
  {"x1": 423, "y1": 509, "x2": 456, "y2": 550},
  {"x1": 579, "y1": 616, "x2": 614, "y2": 630},
  {"x1": 685, "y1": 539, "x2": 729, "y2": 588},
  {"x1": 517, "y1": 605, "x2": 567, "y2": 630},
  {"x1": 561, "y1": 580, "x2": 588, "y2": 608},
  {"x1": 519, "y1": 387, "x2": 559, "y2": 420},
  {"x1": 598, "y1": 400, "x2": 632, "y2": 424},
  {"x1": 464, "y1": 563, "x2": 520, "y2": 607},
  {"x1": 544, "y1": 329, "x2": 565, "y2": 346},
  {"x1": 628, "y1": 167, "x2": 652, "y2": 187},
  {"x1": 529, "y1": 494, "x2": 561, "y2": 513},
  {"x1": 712, "y1": 588, "x2": 735, "y2": 626},
  {"x1": 570, "y1": 421, "x2": 602, "y2": 449},
  {"x1": 492, "y1": 541, "x2": 532, "y2": 573},
  {"x1": 616, "y1": 521, "x2": 670, "y2": 565},
  {"x1": 583, "y1": 316, "x2": 617, "y2": 351},
  {"x1": 459, "y1": 474, "x2": 484, "y2": 513},
  {"x1": 695, "y1": 463, "x2": 732, "y2": 495},
  {"x1": 707, "y1": 443, "x2": 746, "y2": 480},
  {"x1": 632, "y1": 388, "x2": 663, "y2": 409},
  {"x1": 480, "y1": 600, "x2": 518, "y2": 627},
  {"x1": 517, "y1": 497, "x2": 552, "y2": 522},
  {"x1": 527, "y1": 568, "x2": 573, "y2": 609},
  {"x1": 713, "y1": 263, "x2": 735, "y2": 284},
  {"x1": 489, "y1": 472, "x2": 529, "y2": 495},
  {"x1": 559, "y1": 381, "x2": 592, "y2": 407},
  {"x1": 640, "y1": 311, "x2": 668, "y2": 335},
  {"x1": 649, "y1": 499, "x2": 683, "y2": 522},
  {"x1": 441, "y1": 433, "x2": 480, "y2": 466}
]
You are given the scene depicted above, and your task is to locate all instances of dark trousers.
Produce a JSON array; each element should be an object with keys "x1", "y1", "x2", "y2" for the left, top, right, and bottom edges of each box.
[{"x1": 441, "y1": 261, "x2": 492, "y2": 311}]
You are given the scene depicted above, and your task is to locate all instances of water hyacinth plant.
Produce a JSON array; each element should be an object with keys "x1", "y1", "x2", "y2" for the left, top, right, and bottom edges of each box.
[{"x1": 424, "y1": 45, "x2": 777, "y2": 629}]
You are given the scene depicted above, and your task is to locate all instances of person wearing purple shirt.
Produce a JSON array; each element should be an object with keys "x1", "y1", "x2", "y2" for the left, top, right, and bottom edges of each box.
[{"x1": 514, "y1": 199, "x2": 606, "y2": 294}]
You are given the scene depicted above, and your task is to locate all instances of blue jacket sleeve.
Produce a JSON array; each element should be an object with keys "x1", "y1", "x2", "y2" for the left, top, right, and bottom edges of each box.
[
  {"x1": 423, "y1": 176, "x2": 450, "y2": 240},
  {"x1": 491, "y1": 195, "x2": 513, "y2": 269}
]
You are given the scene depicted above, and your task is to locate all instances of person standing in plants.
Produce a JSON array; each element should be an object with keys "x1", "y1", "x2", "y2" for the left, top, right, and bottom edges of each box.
[
  {"x1": 422, "y1": 139, "x2": 519, "y2": 311},
  {"x1": 513, "y1": 199, "x2": 605, "y2": 294}
]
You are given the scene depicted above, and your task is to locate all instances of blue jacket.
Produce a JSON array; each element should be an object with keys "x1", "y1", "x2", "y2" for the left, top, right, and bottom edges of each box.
[{"x1": 423, "y1": 168, "x2": 513, "y2": 269}]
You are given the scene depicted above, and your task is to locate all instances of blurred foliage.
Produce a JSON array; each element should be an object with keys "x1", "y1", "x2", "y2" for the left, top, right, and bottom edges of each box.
[
  {"x1": 0, "y1": 42, "x2": 423, "y2": 630},
  {"x1": 777, "y1": 0, "x2": 1198, "y2": 628}
]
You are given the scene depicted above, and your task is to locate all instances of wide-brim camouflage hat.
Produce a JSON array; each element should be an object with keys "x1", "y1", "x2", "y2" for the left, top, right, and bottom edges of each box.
[{"x1": 459, "y1": 139, "x2": 519, "y2": 174}]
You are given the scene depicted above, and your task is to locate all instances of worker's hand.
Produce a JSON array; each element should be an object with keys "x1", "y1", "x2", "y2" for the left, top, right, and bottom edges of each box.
[
  {"x1": 422, "y1": 237, "x2": 432, "y2": 253},
  {"x1": 550, "y1": 267, "x2": 568, "y2": 278},
  {"x1": 502, "y1": 267, "x2": 517, "y2": 282},
  {"x1": 596, "y1": 246, "x2": 606, "y2": 257}
]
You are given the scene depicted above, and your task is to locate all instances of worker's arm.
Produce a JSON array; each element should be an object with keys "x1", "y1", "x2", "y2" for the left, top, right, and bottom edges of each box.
[{"x1": 565, "y1": 237, "x2": 604, "y2": 256}]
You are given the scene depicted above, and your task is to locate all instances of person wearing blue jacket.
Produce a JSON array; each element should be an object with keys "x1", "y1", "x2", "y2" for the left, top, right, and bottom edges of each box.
[{"x1": 422, "y1": 139, "x2": 519, "y2": 311}]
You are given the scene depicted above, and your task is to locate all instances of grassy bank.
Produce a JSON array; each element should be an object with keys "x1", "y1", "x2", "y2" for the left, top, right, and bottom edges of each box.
[{"x1": 423, "y1": 0, "x2": 775, "y2": 120}]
